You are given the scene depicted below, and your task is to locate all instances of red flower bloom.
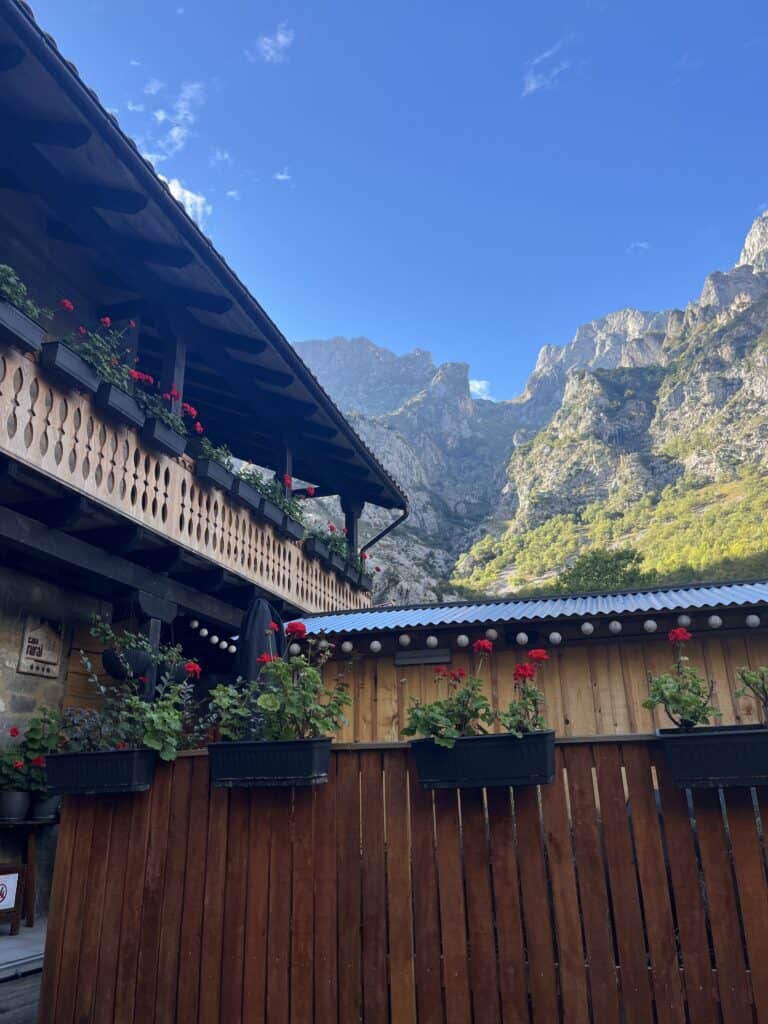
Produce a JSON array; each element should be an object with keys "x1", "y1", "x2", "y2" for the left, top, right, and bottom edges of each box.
[
  {"x1": 77, "y1": 325, "x2": 87, "y2": 336},
  {"x1": 59, "y1": 298, "x2": 74, "y2": 312},
  {"x1": 473, "y1": 638, "x2": 493, "y2": 654},
  {"x1": 129, "y1": 369, "x2": 154, "y2": 385},
  {"x1": 31, "y1": 755, "x2": 45, "y2": 768},
  {"x1": 528, "y1": 649, "x2": 550, "y2": 662},
  {"x1": 285, "y1": 621, "x2": 307, "y2": 638},
  {"x1": 342, "y1": 527, "x2": 348, "y2": 535},
  {"x1": 170, "y1": 384, "x2": 180, "y2": 401},
  {"x1": 182, "y1": 402, "x2": 197, "y2": 419},
  {"x1": 116, "y1": 741, "x2": 129, "y2": 751},
  {"x1": 282, "y1": 474, "x2": 293, "y2": 488},
  {"x1": 668, "y1": 627, "x2": 692, "y2": 644},
  {"x1": 9, "y1": 726, "x2": 19, "y2": 737},
  {"x1": 162, "y1": 392, "x2": 171, "y2": 401},
  {"x1": 195, "y1": 422, "x2": 204, "y2": 434},
  {"x1": 306, "y1": 485, "x2": 316, "y2": 497},
  {"x1": 129, "y1": 319, "x2": 136, "y2": 329},
  {"x1": 361, "y1": 552, "x2": 368, "y2": 560},
  {"x1": 184, "y1": 661, "x2": 202, "y2": 678},
  {"x1": 99, "y1": 316, "x2": 112, "y2": 328},
  {"x1": 268, "y1": 621, "x2": 279, "y2": 632},
  {"x1": 12, "y1": 760, "x2": 23, "y2": 770},
  {"x1": 375, "y1": 566, "x2": 381, "y2": 572},
  {"x1": 513, "y1": 663, "x2": 536, "y2": 680},
  {"x1": 327, "y1": 523, "x2": 337, "y2": 533},
  {"x1": 257, "y1": 652, "x2": 280, "y2": 664},
  {"x1": 137, "y1": 676, "x2": 147, "y2": 684},
  {"x1": 434, "y1": 666, "x2": 447, "y2": 676},
  {"x1": 449, "y1": 668, "x2": 467, "y2": 681}
]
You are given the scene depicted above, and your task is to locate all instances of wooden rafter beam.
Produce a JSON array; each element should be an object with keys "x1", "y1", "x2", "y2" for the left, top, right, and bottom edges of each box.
[
  {"x1": 46, "y1": 218, "x2": 194, "y2": 268},
  {"x1": 0, "y1": 114, "x2": 91, "y2": 147},
  {"x1": 0, "y1": 169, "x2": 148, "y2": 213}
]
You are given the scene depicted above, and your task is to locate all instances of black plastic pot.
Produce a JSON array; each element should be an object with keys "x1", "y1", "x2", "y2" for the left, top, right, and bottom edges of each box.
[
  {"x1": 330, "y1": 551, "x2": 347, "y2": 575},
  {"x1": 95, "y1": 382, "x2": 145, "y2": 429},
  {"x1": 28, "y1": 794, "x2": 61, "y2": 821},
  {"x1": 40, "y1": 341, "x2": 99, "y2": 393},
  {"x1": 46, "y1": 748, "x2": 158, "y2": 795},
  {"x1": 411, "y1": 730, "x2": 555, "y2": 789},
  {"x1": 141, "y1": 417, "x2": 187, "y2": 458},
  {"x1": 0, "y1": 791, "x2": 30, "y2": 822},
  {"x1": 304, "y1": 536, "x2": 331, "y2": 562},
  {"x1": 0, "y1": 300, "x2": 45, "y2": 354},
  {"x1": 231, "y1": 477, "x2": 264, "y2": 514},
  {"x1": 195, "y1": 458, "x2": 234, "y2": 491},
  {"x1": 657, "y1": 724, "x2": 768, "y2": 788},
  {"x1": 260, "y1": 497, "x2": 284, "y2": 529},
  {"x1": 158, "y1": 661, "x2": 191, "y2": 685},
  {"x1": 102, "y1": 647, "x2": 153, "y2": 681},
  {"x1": 209, "y1": 737, "x2": 332, "y2": 788},
  {"x1": 280, "y1": 515, "x2": 306, "y2": 541}
]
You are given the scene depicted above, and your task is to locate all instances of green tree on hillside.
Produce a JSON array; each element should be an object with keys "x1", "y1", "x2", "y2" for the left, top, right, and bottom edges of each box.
[{"x1": 555, "y1": 547, "x2": 651, "y2": 594}]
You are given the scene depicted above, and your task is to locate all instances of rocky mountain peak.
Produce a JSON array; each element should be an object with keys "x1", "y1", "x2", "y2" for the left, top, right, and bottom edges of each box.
[{"x1": 737, "y1": 211, "x2": 768, "y2": 271}]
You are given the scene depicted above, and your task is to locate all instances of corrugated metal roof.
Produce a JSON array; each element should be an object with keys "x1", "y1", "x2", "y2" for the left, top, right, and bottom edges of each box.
[{"x1": 303, "y1": 580, "x2": 768, "y2": 635}]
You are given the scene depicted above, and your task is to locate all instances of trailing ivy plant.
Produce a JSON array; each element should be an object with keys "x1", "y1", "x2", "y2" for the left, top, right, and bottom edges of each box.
[
  {"x1": 0, "y1": 264, "x2": 53, "y2": 323},
  {"x1": 642, "y1": 628, "x2": 720, "y2": 728},
  {"x1": 735, "y1": 666, "x2": 768, "y2": 718}
]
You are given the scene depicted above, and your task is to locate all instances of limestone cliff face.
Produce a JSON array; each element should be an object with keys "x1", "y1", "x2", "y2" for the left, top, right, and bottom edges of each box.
[{"x1": 295, "y1": 212, "x2": 768, "y2": 602}]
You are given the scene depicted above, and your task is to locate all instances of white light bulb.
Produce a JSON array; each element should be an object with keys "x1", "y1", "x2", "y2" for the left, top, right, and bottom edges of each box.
[
  {"x1": 746, "y1": 614, "x2": 761, "y2": 629},
  {"x1": 289, "y1": 643, "x2": 302, "y2": 656},
  {"x1": 515, "y1": 632, "x2": 528, "y2": 646},
  {"x1": 643, "y1": 620, "x2": 658, "y2": 633},
  {"x1": 341, "y1": 641, "x2": 354, "y2": 654},
  {"x1": 370, "y1": 640, "x2": 382, "y2": 654},
  {"x1": 549, "y1": 632, "x2": 562, "y2": 645},
  {"x1": 227, "y1": 645, "x2": 237, "y2": 654},
  {"x1": 210, "y1": 635, "x2": 220, "y2": 645},
  {"x1": 485, "y1": 628, "x2": 498, "y2": 641},
  {"x1": 581, "y1": 622, "x2": 594, "y2": 636},
  {"x1": 426, "y1": 636, "x2": 439, "y2": 649},
  {"x1": 456, "y1": 634, "x2": 470, "y2": 648},
  {"x1": 708, "y1": 615, "x2": 723, "y2": 629},
  {"x1": 677, "y1": 614, "x2": 692, "y2": 628},
  {"x1": 199, "y1": 628, "x2": 208, "y2": 638},
  {"x1": 189, "y1": 619, "x2": 199, "y2": 630},
  {"x1": 608, "y1": 621, "x2": 622, "y2": 635},
  {"x1": 318, "y1": 639, "x2": 329, "y2": 650},
  {"x1": 219, "y1": 640, "x2": 228, "y2": 650},
  {"x1": 398, "y1": 634, "x2": 411, "y2": 647}
]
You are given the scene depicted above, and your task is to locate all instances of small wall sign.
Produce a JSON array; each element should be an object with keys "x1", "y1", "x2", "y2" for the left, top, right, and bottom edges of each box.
[
  {"x1": 18, "y1": 617, "x2": 63, "y2": 678},
  {"x1": 0, "y1": 863, "x2": 25, "y2": 935}
]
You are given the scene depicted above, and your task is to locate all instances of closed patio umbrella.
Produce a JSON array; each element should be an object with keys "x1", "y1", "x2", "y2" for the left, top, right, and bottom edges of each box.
[{"x1": 234, "y1": 596, "x2": 286, "y2": 681}]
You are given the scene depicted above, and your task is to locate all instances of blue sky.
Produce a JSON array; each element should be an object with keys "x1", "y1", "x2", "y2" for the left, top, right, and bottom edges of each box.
[{"x1": 32, "y1": 0, "x2": 768, "y2": 399}]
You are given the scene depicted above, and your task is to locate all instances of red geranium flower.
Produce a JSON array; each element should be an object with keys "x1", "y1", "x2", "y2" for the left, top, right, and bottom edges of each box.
[
  {"x1": 328, "y1": 523, "x2": 337, "y2": 533},
  {"x1": 257, "y1": 652, "x2": 280, "y2": 664},
  {"x1": 285, "y1": 621, "x2": 307, "y2": 638},
  {"x1": 116, "y1": 741, "x2": 129, "y2": 751},
  {"x1": 361, "y1": 552, "x2": 368, "y2": 560},
  {"x1": 375, "y1": 566, "x2": 381, "y2": 572},
  {"x1": 59, "y1": 298, "x2": 74, "y2": 312},
  {"x1": 514, "y1": 663, "x2": 536, "y2": 680},
  {"x1": 182, "y1": 402, "x2": 197, "y2": 419},
  {"x1": 282, "y1": 474, "x2": 293, "y2": 488},
  {"x1": 170, "y1": 384, "x2": 180, "y2": 401},
  {"x1": 9, "y1": 726, "x2": 19, "y2": 737},
  {"x1": 12, "y1": 760, "x2": 23, "y2": 770},
  {"x1": 473, "y1": 638, "x2": 493, "y2": 654},
  {"x1": 668, "y1": 627, "x2": 692, "y2": 644},
  {"x1": 195, "y1": 422, "x2": 204, "y2": 434},
  {"x1": 129, "y1": 319, "x2": 136, "y2": 329},
  {"x1": 77, "y1": 325, "x2": 87, "y2": 336},
  {"x1": 268, "y1": 621, "x2": 279, "y2": 632},
  {"x1": 184, "y1": 661, "x2": 202, "y2": 678},
  {"x1": 434, "y1": 666, "x2": 447, "y2": 676},
  {"x1": 306, "y1": 485, "x2": 316, "y2": 497},
  {"x1": 342, "y1": 527, "x2": 348, "y2": 535},
  {"x1": 31, "y1": 755, "x2": 45, "y2": 768},
  {"x1": 162, "y1": 392, "x2": 171, "y2": 401},
  {"x1": 528, "y1": 649, "x2": 550, "y2": 662},
  {"x1": 99, "y1": 316, "x2": 112, "y2": 328}
]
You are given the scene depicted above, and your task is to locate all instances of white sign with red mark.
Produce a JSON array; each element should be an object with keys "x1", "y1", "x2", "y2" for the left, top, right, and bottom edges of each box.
[{"x1": 0, "y1": 872, "x2": 18, "y2": 910}]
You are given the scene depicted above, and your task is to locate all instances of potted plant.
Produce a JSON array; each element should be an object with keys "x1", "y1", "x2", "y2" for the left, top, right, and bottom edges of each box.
[
  {"x1": 0, "y1": 264, "x2": 52, "y2": 354},
  {"x1": 91, "y1": 617, "x2": 155, "y2": 682},
  {"x1": 324, "y1": 525, "x2": 350, "y2": 574},
  {"x1": 194, "y1": 437, "x2": 236, "y2": 491},
  {"x1": 0, "y1": 739, "x2": 29, "y2": 822},
  {"x1": 304, "y1": 530, "x2": 331, "y2": 564},
  {"x1": 235, "y1": 465, "x2": 306, "y2": 539},
  {"x1": 208, "y1": 641, "x2": 350, "y2": 787},
  {"x1": 403, "y1": 642, "x2": 555, "y2": 788},
  {"x1": 645, "y1": 628, "x2": 768, "y2": 787},
  {"x1": 21, "y1": 707, "x2": 62, "y2": 820},
  {"x1": 136, "y1": 382, "x2": 199, "y2": 458},
  {"x1": 41, "y1": 313, "x2": 130, "y2": 395},
  {"x1": 232, "y1": 463, "x2": 264, "y2": 514}
]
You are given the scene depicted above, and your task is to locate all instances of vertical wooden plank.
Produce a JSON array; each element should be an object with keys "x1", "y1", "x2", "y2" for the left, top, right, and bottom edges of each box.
[
  {"x1": 560, "y1": 646, "x2": 598, "y2": 736},
  {"x1": 266, "y1": 790, "x2": 293, "y2": 1024},
  {"x1": 314, "y1": 755, "x2": 338, "y2": 1023},
  {"x1": 361, "y1": 750, "x2": 389, "y2": 1024},
  {"x1": 699, "y1": 636, "x2": 737, "y2": 725},
  {"x1": 242, "y1": 788, "x2": 273, "y2": 1022},
  {"x1": 114, "y1": 788, "x2": 153, "y2": 1024},
  {"x1": 384, "y1": 750, "x2": 417, "y2": 1024},
  {"x1": 221, "y1": 788, "x2": 251, "y2": 1024},
  {"x1": 153, "y1": 756, "x2": 193, "y2": 1024},
  {"x1": 562, "y1": 745, "x2": 620, "y2": 1024},
  {"x1": 460, "y1": 789, "x2": 502, "y2": 1024},
  {"x1": 540, "y1": 749, "x2": 590, "y2": 1023},
  {"x1": 408, "y1": 752, "x2": 445, "y2": 1024},
  {"x1": 621, "y1": 744, "x2": 686, "y2": 1024},
  {"x1": 337, "y1": 752, "x2": 362, "y2": 1024},
  {"x1": 434, "y1": 789, "x2": 473, "y2": 1024},
  {"x1": 53, "y1": 798, "x2": 96, "y2": 1024},
  {"x1": 618, "y1": 640, "x2": 656, "y2": 735},
  {"x1": 375, "y1": 658, "x2": 400, "y2": 741},
  {"x1": 37, "y1": 795, "x2": 79, "y2": 1023},
  {"x1": 723, "y1": 787, "x2": 768, "y2": 1020},
  {"x1": 487, "y1": 788, "x2": 529, "y2": 1024},
  {"x1": 175, "y1": 757, "x2": 211, "y2": 1024},
  {"x1": 592, "y1": 745, "x2": 655, "y2": 1023},
  {"x1": 723, "y1": 635, "x2": 760, "y2": 724},
  {"x1": 589, "y1": 642, "x2": 630, "y2": 734},
  {"x1": 358, "y1": 660, "x2": 375, "y2": 742},
  {"x1": 198, "y1": 783, "x2": 229, "y2": 1024},
  {"x1": 514, "y1": 785, "x2": 559, "y2": 1023},
  {"x1": 92, "y1": 796, "x2": 133, "y2": 1024},
  {"x1": 291, "y1": 787, "x2": 315, "y2": 1024},
  {"x1": 73, "y1": 800, "x2": 114, "y2": 1024},
  {"x1": 692, "y1": 788, "x2": 752, "y2": 1023},
  {"x1": 653, "y1": 758, "x2": 719, "y2": 1024},
  {"x1": 538, "y1": 649, "x2": 566, "y2": 739}
]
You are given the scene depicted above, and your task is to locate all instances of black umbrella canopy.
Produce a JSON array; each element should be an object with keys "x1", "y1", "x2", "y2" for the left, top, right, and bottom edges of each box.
[{"x1": 234, "y1": 597, "x2": 287, "y2": 681}]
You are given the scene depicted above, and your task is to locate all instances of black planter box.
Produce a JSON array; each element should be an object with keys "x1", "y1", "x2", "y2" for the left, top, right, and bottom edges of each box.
[
  {"x1": 195, "y1": 458, "x2": 234, "y2": 491},
  {"x1": 95, "y1": 383, "x2": 145, "y2": 429},
  {"x1": 657, "y1": 724, "x2": 768, "y2": 788},
  {"x1": 209, "y1": 737, "x2": 331, "y2": 788},
  {"x1": 40, "y1": 341, "x2": 99, "y2": 393},
  {"x1": 141, "y1": 417, "x2": 187, "y2": 457},
  {"x1": 260, "y1": 497, "x2": 284, "y2": 529},
  {"x1": 280, "y1": 515, "x2": 306, "y2": 541},
  {"x1": 357, "y1": 573, "x2": 374, "y2": 593},
  {"x1": 231, "y1": 477, "x2": 264, "y2": 514},
  {"x1": 411, "y1": 730, "x2": 555, "y2": 789},
  {"x1": 330, "y1": 551, "x2": 348, "y2": 575},
  {"x1": 304, "y1": 536, "x2": 331, "y2": 562},
  {"x1": 46, "y1": 748, "x2": 158, "y2": 795},
  {"x1": 0, "y1": 300, "x2": 45, "y2": 354}
]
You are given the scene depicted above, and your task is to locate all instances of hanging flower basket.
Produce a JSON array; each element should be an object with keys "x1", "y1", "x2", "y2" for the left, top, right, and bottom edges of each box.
[
  {"x1": 657, "y1": 724, "x2": 768, "y2": 788},
  {"x1": 231, "y1": 477, "x2": 264, "y2": 514},
  {"x1": 39, "y1": 341, "x2": 99, "y2": 393},
  {"x1": 209, "y1": 737, "x2": 332, "y2": 788},
  {"x1": 95, "y1": 382, "x2": 145, "y2": 429},
  {"x1": 195, "y1": 458, "x2": 234, "y2": 491},
  {"x1": 45, "y1": 748, "x2": 158, "y2": 795},
  {"x1": 0, "y1": 300, "x2": 45, "y2": 354},
  {"x1": 410, "y1": 730, "x2": 555, "y2": 789},
  {"x1": 141, "y1": 418, "x2": 187, "y2": 458},
  {"x1": 101, "y1": 647, "x2": 153, "y2": 681}
]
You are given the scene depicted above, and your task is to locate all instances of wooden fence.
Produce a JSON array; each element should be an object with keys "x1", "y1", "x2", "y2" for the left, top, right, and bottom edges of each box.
[{"x1": 39, "y1": 740, "x2": 768, "y2": 1023}]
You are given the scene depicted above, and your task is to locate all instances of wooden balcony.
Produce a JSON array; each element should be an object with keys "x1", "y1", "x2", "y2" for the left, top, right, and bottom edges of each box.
[{"x1": 0, "y1": 346, "x2": 371, "y2": 613}]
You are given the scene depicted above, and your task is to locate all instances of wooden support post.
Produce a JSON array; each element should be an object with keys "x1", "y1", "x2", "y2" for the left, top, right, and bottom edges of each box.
[
  {"x1": 161, "y1": 333, "x2": 187, "y2": 414},
  {"x1": 276, "y1": 445, "x2": 294, "y2": 495},
  {"x1": 143, "y1": 616, "x2": 163, "y2": 701},
  {"x1": 341, "y1": 497, "x2": 364, "y2": 554}
]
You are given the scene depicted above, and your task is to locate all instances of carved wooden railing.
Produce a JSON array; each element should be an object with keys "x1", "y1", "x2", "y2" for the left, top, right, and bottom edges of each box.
[{"x1": 0, "y1": 347, "x2": 371, "y2": 613}]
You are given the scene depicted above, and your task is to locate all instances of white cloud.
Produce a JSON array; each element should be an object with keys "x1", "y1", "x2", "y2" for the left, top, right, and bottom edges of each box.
[
  {"x1": 273, "y1": 168, "x2": 292, "y2": 182},
  {"x1": 470, "y1": 379, "x2": 494, "y2": 400},
  {"x1": 626, "y1": 240, "x2": 651, "y2": 255},
  {"x1": 144, "y1": 82, "x2": 205, "y2": 164},
  {"x1": 106, "y1": 106, "x2": 119, "y2": 116},
  {"x1": 246, "y1": 22, "x2": 294, "y2": 64},
  {"x1": 521, "y1": 41, "x2": 571, "y2": 97},
  {"x1": 226, "y1": 189, "x2": 241, "y2": 200},
  {"x1": 161, "y1": 176, "x2": 212, "y2": 227},
  {"x1": 129, "y1": 59, "x2": 142, "y2": 67},
  {"x1": 210, "y1": 147, "x2": 232, "y2": 167},
  {"x1": 176, "y1": 6, "x2": 185, "y2": 12},
  {"x1": 153, "y1": 109, "x2": 169, "y2": 123},
  {"x1": 144, "y1": 78, "x2": 166, "y2": 96},
  {"x1": 126, "y1": 100, "x2": 145, "y2": 112}
]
